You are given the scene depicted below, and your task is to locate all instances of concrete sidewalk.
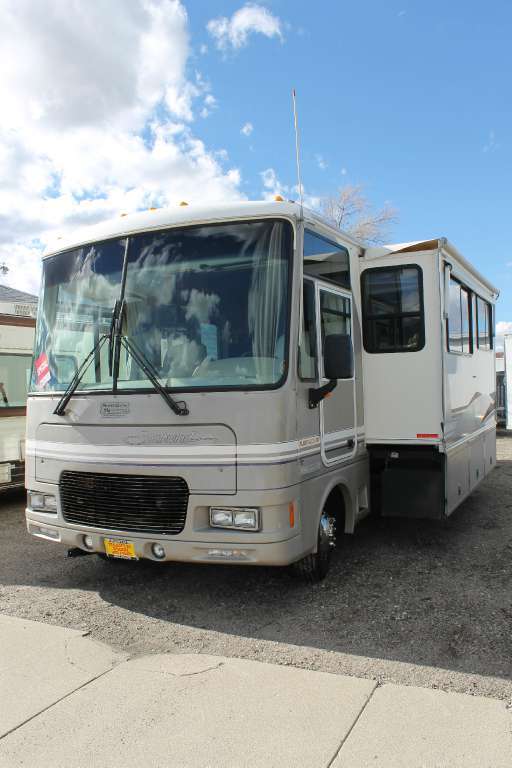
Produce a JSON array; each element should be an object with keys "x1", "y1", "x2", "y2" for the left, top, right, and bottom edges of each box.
[{"x1": 0, "y1": 615, "x2": 510, "y2": 767}]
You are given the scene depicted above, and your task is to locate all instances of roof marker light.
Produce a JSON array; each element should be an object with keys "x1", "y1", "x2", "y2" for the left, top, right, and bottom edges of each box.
[
  {"x1": 179, "y1": 201, "x2": 189, "y2": 206},
  {"x1": 149, "y1": 207, "x2": 157, "y2": 211},
  {"x1": 120, "y1": 213, "x2": 128, "y2": 217},
  {"x1": 274, "y1": 195, "x2": 284, "y2": 202}
]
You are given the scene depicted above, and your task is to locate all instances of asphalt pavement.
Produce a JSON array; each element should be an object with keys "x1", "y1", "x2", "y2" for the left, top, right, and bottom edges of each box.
[{"x1": 1, "y1": 435, "x2": 512, "y2": 702}]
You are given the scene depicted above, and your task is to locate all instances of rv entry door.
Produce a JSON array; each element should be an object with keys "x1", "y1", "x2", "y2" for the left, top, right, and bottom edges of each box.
[{"x1": 316, "y1": 284, "x2": 357, "y2": 465}]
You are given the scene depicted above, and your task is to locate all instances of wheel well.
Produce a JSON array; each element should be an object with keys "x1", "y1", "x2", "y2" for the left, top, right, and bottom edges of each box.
[{"x1": 324, "y1": 484, "x2": 347, "y2": 533}]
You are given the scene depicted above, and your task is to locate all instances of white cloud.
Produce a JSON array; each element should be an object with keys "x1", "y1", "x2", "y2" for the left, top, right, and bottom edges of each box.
[
  {"x1": 0, "y1": 0, "x2": 243, "y2": 294},
  {"x1": 259, "y1": 168, "x2": 320, "y2": 209},
  {"x1": 315, "y1": 154, "x2": 327, "y2": 170},
  {"x1": 496, "y1": 321, "x2": 512, "y2": 350},
  {"x1": 207, "y1": 4, "x2": 283, "y2": 51},
  {"x1": 200, "y1": 93, "x2": 217, "y2": 118},
  {"x1": 241, "y1": 122, "x2": 254, "y2": 136},
  {"x1": 341, "y1": 167, "x2": 347, "y2": 176},
  {"x1": 260, "y1": 168, "x2": 288, "y2": 200}
]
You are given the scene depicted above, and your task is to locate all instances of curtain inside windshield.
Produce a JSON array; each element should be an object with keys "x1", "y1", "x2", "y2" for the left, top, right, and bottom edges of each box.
[{"x1": 31, "y1": 220, "x2": 291, "y2": 392}]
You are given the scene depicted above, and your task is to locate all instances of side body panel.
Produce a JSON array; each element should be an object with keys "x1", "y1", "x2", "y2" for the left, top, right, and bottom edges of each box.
[
  {"x1": 441, "y1": 248, "x2": 497, "y2": 514},
  {"x1": 360, "y1": 250, "x2": 443, "y2": 445},
  {"x1": 0, "y1": 319, "x2": 35, "y2": 488},
  {"x1": 360, "y1": 245, "x2": 497, "y2": 520}
]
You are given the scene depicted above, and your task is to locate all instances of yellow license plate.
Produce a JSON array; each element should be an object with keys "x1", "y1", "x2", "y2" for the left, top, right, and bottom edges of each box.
[{"x1": 104, "y1": 538, "x2": 137, "y2": 560}]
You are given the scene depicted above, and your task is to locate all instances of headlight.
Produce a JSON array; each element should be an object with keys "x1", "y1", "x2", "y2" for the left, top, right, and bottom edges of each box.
[
  {"x1": 209, "y1": 507, "x2": 260, "y2": 531},
  {"x1": 28, "y1": 492, "x2": 57, "y2": 513},
  {"x1": 233, "y1": 509, "x2": 259, "y2": 529},
  {"x1": 210, "y1": 508, "x2": 233, "y2": 527}
]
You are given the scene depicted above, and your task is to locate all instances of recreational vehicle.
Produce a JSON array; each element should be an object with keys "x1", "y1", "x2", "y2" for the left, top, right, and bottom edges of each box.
[
  {"x1": 0, "y1": 286, "x2": 37, "y2": 491},
  {"x1": 25, "y1": 201, "x2": 497, "y2": 579}
]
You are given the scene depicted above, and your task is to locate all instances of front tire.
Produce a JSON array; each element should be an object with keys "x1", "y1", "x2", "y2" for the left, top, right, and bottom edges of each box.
[{"x1": 295, "y1": 507, "x2": 336, "y2": 582}]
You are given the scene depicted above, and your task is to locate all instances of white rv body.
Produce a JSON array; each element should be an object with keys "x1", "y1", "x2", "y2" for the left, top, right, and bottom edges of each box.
[
  {"x1": 360, "y1": 239, "x2": 497, "y2": 518},
  {"x1": 0, "y1": 290, "x2": 37, "y2": 490},
  {"x1": 24, "y1": 202, "x2": 498, "y2": 573}
]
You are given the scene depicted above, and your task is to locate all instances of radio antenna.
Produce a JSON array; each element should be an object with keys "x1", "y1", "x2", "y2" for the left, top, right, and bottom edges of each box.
[{"x1": 292, "y1": 88, "x2": 304, "y2": 218}]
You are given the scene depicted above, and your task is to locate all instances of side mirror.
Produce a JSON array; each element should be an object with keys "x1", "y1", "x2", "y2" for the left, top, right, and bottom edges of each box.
[
  {"x1": 324, "y1": 334, "x2": 354, "y2": 380},
  {"x1": 309, "y1": 333, "x2": 353, "y2": 408}
]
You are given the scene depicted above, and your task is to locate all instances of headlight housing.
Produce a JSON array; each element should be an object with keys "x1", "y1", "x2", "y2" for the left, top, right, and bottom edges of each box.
[
  {"x1": 28, "y1": 492, "x2": 57, "y2": 513},
  {"x1": 209, "y1": 507, "x2": 260, "y2": 531}
]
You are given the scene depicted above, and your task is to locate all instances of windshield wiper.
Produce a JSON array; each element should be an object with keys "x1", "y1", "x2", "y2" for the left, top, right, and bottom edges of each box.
[
  {"x1": 54, "y1": 299, "x2": 189, "y2": 417},
  {"x1": 53, "y1": 334, "x2": 109, "y2": 416},
  {"x1": 110, "y1": 299, "x2": 188, "y2": 416},
  {"x1": 117, "y1": 334, "x2": 189, "y2": 416}
]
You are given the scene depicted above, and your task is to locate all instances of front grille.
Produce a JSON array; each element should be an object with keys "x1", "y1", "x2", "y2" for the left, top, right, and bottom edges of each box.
[{"x1": 60, "y1": 471, "x2": 189, "y2": 535}]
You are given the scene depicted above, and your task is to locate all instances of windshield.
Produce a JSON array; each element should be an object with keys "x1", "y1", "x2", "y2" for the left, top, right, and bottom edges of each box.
[{"x1": 31, "y1": 219, "x2": 292, "y2": 393}]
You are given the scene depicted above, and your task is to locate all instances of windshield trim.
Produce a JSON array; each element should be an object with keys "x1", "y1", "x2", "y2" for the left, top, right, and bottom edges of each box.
[{"x1": 31, "y1": 217, "x2": 295, "y2": 397}]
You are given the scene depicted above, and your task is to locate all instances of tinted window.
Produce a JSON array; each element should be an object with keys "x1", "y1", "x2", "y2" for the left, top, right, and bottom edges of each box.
[
  {"x1": 298, "y1": 281, "x2": 317, "y2": 380},
  {"x1": 303, "y1": 231, "x2": 350, "y2": 289},
  {"x1": 447, "y1": 277, "x2": 472, "y2": 354},
  {"x1": 476, "y1": 296, "x2": 492, "y2": 350},
  {"x1": 361, "y1": 266, "x2": 424, "y2": 353},
  {"x1": 320, "y1": 291, "x2": 351, "y2": 340},
  {"x1": 320, "y1": 290, "x2": 352, "y2": 378}
]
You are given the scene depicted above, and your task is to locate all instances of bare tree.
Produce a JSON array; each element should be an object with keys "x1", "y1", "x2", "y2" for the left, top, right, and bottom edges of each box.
[
  {"x1": 320, "y1": 185, "x2": 398, "y2": 245},
  {"x1": 0, "y1": 264, "x2": 8, "y2": 275}
]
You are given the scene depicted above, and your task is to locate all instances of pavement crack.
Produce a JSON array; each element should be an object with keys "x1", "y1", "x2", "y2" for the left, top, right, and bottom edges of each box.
[
  {"x1": 178, "y1": 662, "x2": 224, "y2": 677},
  {"x1": 139, "y1": 661, "x2": 225, "y2": 678},
  {"x1": 326, "y1": 683, "x2": 378, "y2": 767}
]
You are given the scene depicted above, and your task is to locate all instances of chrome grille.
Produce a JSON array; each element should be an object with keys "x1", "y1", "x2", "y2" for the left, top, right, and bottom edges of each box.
[{"x1": 60, "y1": 471, "x2": 189, "y2": 535}]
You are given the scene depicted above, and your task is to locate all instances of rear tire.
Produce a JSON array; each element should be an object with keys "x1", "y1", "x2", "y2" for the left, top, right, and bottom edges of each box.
[{"x1": 295, "y1": 507, "x2": 336, "y2": 583}]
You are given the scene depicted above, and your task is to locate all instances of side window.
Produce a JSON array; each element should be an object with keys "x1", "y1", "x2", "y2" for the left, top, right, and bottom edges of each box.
[
  {"x1": 476, "y1": 296, "x2": 493, "y2": 350},
  {"x1": 303, "y1": 231, "x2": 350, "y2": 289},
  {"x1": 320, "y1": 290, "x2": 352, "y2": 377},
  {"x1": 361, "y1": 265, "x2": 424, "y2": 353},
  {"x1": 320, "y1": 291, "x2": 351, "y2": 340},
  {"x1": 0, "y1": 354, "x2": 32, "y2": 409},
  {"x1": 447, "y1": 276, "x2": 472, "y2": 354},
  {"x1": 298, "y1": 281, "x2": 317, "y2": 380}
]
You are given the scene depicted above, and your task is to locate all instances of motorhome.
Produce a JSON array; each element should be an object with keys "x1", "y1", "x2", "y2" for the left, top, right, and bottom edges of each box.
[
  {"x1": 0, "y1": 286, "x2": 37, "y2": 491},
  {"x1": 25, "y1": 201, "x2": 498, "y2": 579}
]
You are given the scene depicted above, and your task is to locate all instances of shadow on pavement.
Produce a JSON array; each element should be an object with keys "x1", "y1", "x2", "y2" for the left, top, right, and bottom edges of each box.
[{"x1": 1, "y1": 454, "x2": 511, "y2": 685}]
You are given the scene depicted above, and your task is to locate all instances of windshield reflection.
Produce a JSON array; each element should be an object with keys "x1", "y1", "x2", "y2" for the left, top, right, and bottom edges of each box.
[{"x1": 31, "y1": 219, "x2": 292, "y2": 392}]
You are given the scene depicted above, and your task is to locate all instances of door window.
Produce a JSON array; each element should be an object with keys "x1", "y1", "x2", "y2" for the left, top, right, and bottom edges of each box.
[{"x1": 320, "y1": 290, "x2": 352, "y2": 378}]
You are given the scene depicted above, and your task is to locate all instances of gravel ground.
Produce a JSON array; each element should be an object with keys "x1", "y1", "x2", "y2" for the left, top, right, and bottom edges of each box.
[{"x1": 1, "y1": 434, "x2": 511, "y2": 702}]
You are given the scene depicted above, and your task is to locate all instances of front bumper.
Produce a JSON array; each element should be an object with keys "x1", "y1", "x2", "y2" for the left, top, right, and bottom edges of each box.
[{"x1": 25, "y1": 513, "x2": 305, "y2": 567}]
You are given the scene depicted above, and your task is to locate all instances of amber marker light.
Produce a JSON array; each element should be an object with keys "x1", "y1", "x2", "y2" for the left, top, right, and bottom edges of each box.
[{"x1": 289, "y1": 501, "x2": 296, "y2": 528}]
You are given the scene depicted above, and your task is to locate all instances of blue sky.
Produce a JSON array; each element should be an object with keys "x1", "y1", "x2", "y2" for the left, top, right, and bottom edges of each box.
[
  {"x1": 1, "y1": 0, "x2": 511, "y2": 327},
  {"x1": 192, "y1": 1, "x2": 512, "y2": 317}
]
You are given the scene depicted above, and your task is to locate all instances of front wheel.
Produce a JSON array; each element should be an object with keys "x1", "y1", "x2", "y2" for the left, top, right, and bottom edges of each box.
[{"x1": 295, "y1": 507, "x2": 336, "y2": 582}]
